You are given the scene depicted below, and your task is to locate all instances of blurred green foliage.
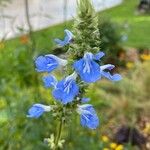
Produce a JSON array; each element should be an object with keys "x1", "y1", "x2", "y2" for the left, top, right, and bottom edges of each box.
[
  {"x1": 100, "y1": 0, "x2": 150, "y2": 48},
  {"x1": 98, "y1": 17, "x2": 125, "y2": 66},
  {"x1": 0, "y1": 0, "x2": 11, "y2": 5},
  {"x1": 1, "y1": 43, "x2": 150, "y2": 149}
]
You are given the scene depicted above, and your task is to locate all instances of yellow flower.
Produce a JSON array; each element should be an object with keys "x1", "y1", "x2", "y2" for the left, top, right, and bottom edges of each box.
[
  {"x1": 140, "y1": 54, "x2": 150, "y2": 61},
  {"x1": 110, "y1": 142, "x2": 117, "y2": 149},
  {"x1": 102, "y1": 135, "x2": 109, "y2": 142},
  {"x1": 126, "y1": 62, "x2": 134, "y2": 69},
  {"x1": 115, "y1": 144, "x2": 124, "y2": 150},
  {"x1": 0, "y1": 42, "x2": 5, "y2": 49},
  {"x1": 143, "y1": 123, "x2": 150, "y2": 134},
  {"x1": 103, "y1": 148, "x2": 110, "y2": 150}
]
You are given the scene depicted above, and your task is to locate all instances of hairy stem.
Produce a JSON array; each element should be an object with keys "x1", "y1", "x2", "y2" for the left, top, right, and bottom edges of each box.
[{"x1": 53, "y1": 117, "x2": 63, "y2": 150}]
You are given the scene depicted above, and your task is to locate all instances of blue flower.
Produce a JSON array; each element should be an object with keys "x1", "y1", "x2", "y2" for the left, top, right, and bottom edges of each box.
[
  {"x1": 81, "y1": 97, "x2": 90, "y2": 103},
  {"x1": 52, "y1": 72, "x2": 79, "y2": 104},
  {"x1": 43, "y1": 75, "x2": 57, "y2": 88},
  {"x1": 54, "y1": 29, "x2": 73, "y2": 46},
  {"x1": 77, "y1": 104, "x2": 99, "y2": 129},
  {"x1": 27, "y1": 104, "x2": 51, "y2": 118},
  {"x1": 35, "y1": 54, "x2": 67, "y2": 73},
  {"x1": 73, "y1": 52, "x2": 104, "y2": 83},
  {"x1": 100, "y1": 64, "x2": 122, "y2": 81}
]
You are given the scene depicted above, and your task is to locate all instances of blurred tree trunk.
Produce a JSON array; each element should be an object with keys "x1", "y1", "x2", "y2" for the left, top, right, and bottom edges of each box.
[{"x1": 24, "y1": 0, "x2": 36, "y2": 52}]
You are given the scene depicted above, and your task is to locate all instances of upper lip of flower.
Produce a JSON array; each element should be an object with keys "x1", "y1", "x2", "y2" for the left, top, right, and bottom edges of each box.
[
  {"x1": 45, "y1": 54, "x2": 68, "y2": 66},
  {"x1": 64, "y1": 29, "x2": 73, "y2": 41},
  {"x1": 65, "y1": 72, "x2": 77, "y2": 81},
  {"x1": 100, "y1": 64, "x2": 115, "y2": 71},
  {"x1": 77, "y1": 104, "x2": 92, "y2": 114},
  {"x1": 54, "y1": 29, "x2": 73, "y2": 46}
]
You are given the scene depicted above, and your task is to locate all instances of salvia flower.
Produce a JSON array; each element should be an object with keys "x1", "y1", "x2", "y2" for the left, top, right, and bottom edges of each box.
[
  {"x1": 74, "y1": 51, "x2": 122, "y2": 83},
  {"x1": 27, "y1": 104, "x2": 51, "y2": 118},
  {"x1": 54, "y1": 29, "x2": 73, "y2": 46},
  {"x1": 43, "y1": 75, "x2": 57, "y2": 88},
  {"x1": 73, "y1": 52, "x2": 104, "y2": 83},
  {"x1": 52, "y1": 72, "x2": 79, "y2": 104},
  {"x1": 35, "y1": 54, "x2": 67, "y2": 73},
  {"x1": 77, "y1": 104, "x2": 99, "y2": 129},
  {"x1": 100, "y1": 64, "x2": 122, "y2": 81}
]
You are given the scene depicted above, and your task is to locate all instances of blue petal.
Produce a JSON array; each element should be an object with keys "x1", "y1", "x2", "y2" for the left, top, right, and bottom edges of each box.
[
  {"x1": 42, "y1": 75, "x2": 57, "y2": 88},
  {"x1": 78, "y1": 104, "x2": 99, "y2": 129},
  {"x1": 64, "y1": 29, "x2": 73, "y2": 42},
  {"x1": 101, "y1": 71, "x2": 122, "y2": 81},
  {"x1": 94, "y1": 52, "x2": 105, "y2": 60},
  {"x1": 81, "y1": 98, "x2": 90, "y2": 103},
  {"x1": 79, "y1": 104, "x2": 95, "y2": 114},
  {"x1": 54, "y1": 29, "x2": 73, "y2": 46},
  {"x1": 52, "y1": 74, "x2": 79, "y2": 104},
  {"x1": 27, "y1": 104, "x2": 50, "y2": 118},
  {"x1": 80, "y1": 114, "x2": 99, "y2": 129},
  {"x1": 100, "y1": 64, "x2": 122, "y2": 81},
  {"x1": 54, "y1": 39, "x2": 65, "y2": 46},
  {"x1": 100, "y1": 64, "x2": 115, "y2": 71},
  {"x1": 73, "y1": 58, "x2": 101, "y2": 83},
  {"x1": 35, "y1": 55, "x2": 58, "y2": 73}
]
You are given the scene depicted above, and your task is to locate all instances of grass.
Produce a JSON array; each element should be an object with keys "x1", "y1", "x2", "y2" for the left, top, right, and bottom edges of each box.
[{"x1": 99, "y1": 0, "x2": 150, "y2": 48}]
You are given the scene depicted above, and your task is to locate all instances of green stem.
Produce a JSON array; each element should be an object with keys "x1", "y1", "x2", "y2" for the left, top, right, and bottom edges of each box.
[{"x1": 53, "y1": 118, "x2": 63, "y2": 150}]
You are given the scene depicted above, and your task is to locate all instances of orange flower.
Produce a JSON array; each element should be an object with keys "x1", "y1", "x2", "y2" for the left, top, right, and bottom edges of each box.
[{"x1": 20, "y1": 35, "x2": 29, "y2": 44}]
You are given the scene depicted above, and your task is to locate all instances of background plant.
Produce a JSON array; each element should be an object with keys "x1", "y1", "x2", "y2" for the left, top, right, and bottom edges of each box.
[{"x1": 98, "y1": 17, "x2": 125, "y2": 67}]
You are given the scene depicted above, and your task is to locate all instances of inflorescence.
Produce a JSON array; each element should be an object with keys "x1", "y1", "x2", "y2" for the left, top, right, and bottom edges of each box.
[{"x1": 27, "y1": 29, "x2": 122, "y2": 130}]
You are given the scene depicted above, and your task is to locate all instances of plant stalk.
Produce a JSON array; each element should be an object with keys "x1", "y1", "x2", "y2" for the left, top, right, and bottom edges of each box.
[{"x1": 53, "y1": 117, "x2": 63, "y2": 150}]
